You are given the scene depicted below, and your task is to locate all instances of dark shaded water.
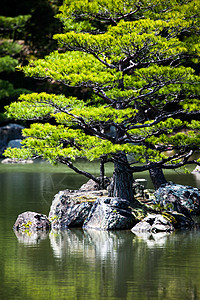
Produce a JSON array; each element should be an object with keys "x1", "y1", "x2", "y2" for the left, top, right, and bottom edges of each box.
[{"x1": 1, "y1": 160, "x2": 200, "y2": 300}]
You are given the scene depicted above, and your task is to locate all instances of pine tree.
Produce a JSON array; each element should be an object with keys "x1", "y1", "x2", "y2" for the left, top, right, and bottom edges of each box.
[
  {"x1": 4, "y1": 0, "x2": 200, "y2": 203},
  {"x1": 0, "y1": 15, "x2": 31, "y2": 121}
]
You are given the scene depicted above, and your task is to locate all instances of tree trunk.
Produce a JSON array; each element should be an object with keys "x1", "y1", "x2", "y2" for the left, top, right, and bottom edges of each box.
[
  {"x1": 99, "y1": 158, "x2": 105, "y2": 189},
  {"x1": 149, "y1": 167, "x2": 167, "y2": 190},
  {"x1": 112, "y1": 153, "x2": 134, "y2": 204}
]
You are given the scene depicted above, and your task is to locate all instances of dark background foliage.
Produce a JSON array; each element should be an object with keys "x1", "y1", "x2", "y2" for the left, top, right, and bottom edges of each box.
[{"x1": 0, "y1": 0, "x2": 63, "y2": 124}]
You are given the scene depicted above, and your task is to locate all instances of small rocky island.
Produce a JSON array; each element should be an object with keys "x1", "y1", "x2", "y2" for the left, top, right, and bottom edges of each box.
[{"x1": 13, "y1": 178, "x2": 200, "y2": 234}]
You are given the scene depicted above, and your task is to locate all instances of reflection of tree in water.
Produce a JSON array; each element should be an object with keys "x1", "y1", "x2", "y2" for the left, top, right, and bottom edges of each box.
[
  {"x1": 48, "y1": 229, "x2": 175, "y2": 298},
  {"x1": 40, "y1": 173, "x2": 68, "y2": 205},
  {"x1": 39, "y1": 173, "x2": 87, "y2": 205},
  {"x1": 49, "y1": 229, "x2": 135, "y2": 298},
  {"x1": 13, "y1": 227, "x2": 200, "y2": 299},
  {"x1": 49, "y1": 229, "x2": 131, "y2": 260}
]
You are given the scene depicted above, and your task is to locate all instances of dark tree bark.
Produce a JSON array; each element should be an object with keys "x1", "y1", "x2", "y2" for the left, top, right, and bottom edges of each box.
[
  {"x1": 99, "y1": 158, "x2": 105, "y2": 189},
  {"x1": 149, "y1": 167, "x2": 167, "y2": 190},
  {"x1": 112, "y1": 153, "x2": 134, "y2": 204}
]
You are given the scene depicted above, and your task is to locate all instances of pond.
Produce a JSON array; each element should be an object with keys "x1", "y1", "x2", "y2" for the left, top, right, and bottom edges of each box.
[{"x1": 1, "y1": 159, "x2": 200, "y2": 300}]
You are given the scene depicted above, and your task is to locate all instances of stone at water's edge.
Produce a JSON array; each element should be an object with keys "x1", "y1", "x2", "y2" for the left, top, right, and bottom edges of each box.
[
  {"x1": 131, "y1": 212, "x2": 193, "y2": 233},
  {"x1": 13, "y1": 181, "x2": 200, "y2": 232},
  {"x1": 132, "y1": 214, "x2": 173, "y2": 233},
  {"x1": 14, "y1": 211, "x2": 50, "y2": 231},
  {"x1": 48, "y1": 189, "x2": 107, "y2": 229},
  {"x1": 83, "y1": 197, "x2": 136, "y2": 230},
  {"x1": 79, "y1": 179, "x2": 100, "y2": 191},
  {"x1": 1, "y1": 158, "x2": 33, "y2": 164},
  {"x1": 154, "y1": 183, "x2": 200, "y2": 215},
  {"x1": 79, "y1": 178, "x2": 111, "y2": 191},
  {"x1": 48, "y1": 189, "x2": 135, "y2": 230},
  {"x1": 192, "y1": 166, "x2": 200, "y2": 173}
]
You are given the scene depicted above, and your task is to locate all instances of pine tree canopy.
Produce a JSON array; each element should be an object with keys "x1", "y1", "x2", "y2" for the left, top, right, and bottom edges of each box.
[{"x1": 4, "y1": 0, "x2": 200, "y2": 191}]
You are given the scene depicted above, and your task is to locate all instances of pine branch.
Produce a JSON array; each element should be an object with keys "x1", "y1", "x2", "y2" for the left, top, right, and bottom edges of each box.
[{"x1": 58, "y1": 156, "x2": 101, "y2": 184}]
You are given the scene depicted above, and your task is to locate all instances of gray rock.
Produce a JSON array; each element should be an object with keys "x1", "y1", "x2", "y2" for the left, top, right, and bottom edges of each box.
[
  {"x1": 48, "y1": 189, "x2": 135, "y2": 230},
  {"x1": 14, "y1": 211, "x2": 50, "y2": 232},
  {"x1": 79, "y1": 179, "x2": 100, "y2": 191},
  {"x1": 132, "y1": 211, "x2": 193, "y2": 234},
  {"x1": 7, "y1": 139, "x2": 22, "y2": 148},
  {"x1": 83, "y1": 197, "x2": 136, "y2": 230},
  {"x1": 1, "y1": 158, "x2": 33, "y2": 164},
  {"x1": 151, "y1": 223, "x2": 173, "y2": 233},
  {"x1": 0, "y1": 123, "x2": 24, "y2": 156},
  {"x1": 154, "y1": 183, "x2": 200, "y2": 215},
  {"x1": 133, "y1": 179, "x2": 148, "y2": 197},
  {"x1": 48, "y1": 189, "x2": 107, "y2": 229},
  {"x1": 135, "y1": 179, "x2": 148, "y2": 189},
  {"x1": 132, "y1": 214, "x2": 174, "y2": 233},
  {"x1": 192, "y1": 166, "x2": 200, "y2": 173},
  {"x1": 132, "y1": 221, "x2": 152, "y2": 232},
  {"x1": 169, "y1": 211, "x2": 194, "y2": 228},
  {"x1": 79, "y1": 177, "x2": 111, "y2": 191}
]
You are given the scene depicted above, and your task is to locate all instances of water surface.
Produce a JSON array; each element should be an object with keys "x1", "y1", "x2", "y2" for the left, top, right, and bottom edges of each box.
[{"x1": 0, "y1": 160, "x2": 200, "y2": 300}]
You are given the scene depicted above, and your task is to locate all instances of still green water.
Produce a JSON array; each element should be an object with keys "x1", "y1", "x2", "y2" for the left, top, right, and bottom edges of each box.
[{"x1": 1, "y1": 160, "x2": 200, "y2": 300}]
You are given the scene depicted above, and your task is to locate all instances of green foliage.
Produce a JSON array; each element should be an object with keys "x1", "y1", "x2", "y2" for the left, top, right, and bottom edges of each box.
[
  {"x1": 0, "y1": 15, "x2": 31, "y2": 31},
  {"x1": 57, "y1": 0, "x2": 199, "y2": 32},
  {"x1": 0, "y1": 55, "x2": 18, "y2": 72},
  {"x1": 4, "y1": 0, "x2": 200, "y2": 181},
  {"x1": 20, "y1": 51, "x2": 121, "y2": 86},
  {"x1": 0, "y1": 80, "x2": 30, "y2": 100},
  {"x1": 0, "y1": 41, "x2": 22, "y2": 56},
  {"x1": 0, "y1": 15, "x2": 31, "y2": 40},
  {"x1": 0, "y1": 14, "x2": 31, "y2": 118}
]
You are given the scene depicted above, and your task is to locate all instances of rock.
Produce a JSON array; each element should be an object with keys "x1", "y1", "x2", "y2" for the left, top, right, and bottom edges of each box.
[
  {"x1": 83, "y1": 197, "x2": 136, "y2": 230},
  {"x1": 7, "y1": 139, "x2": 22, "y2": 148},
  {"x1": 1, "y1": 158, "x2": 33, "y2": 164},
  {"x1": 154, "y1": 183, "x2": 200, "y2": 215},
  {"x1": 79, "y1": 179, "x2": 100, "y2": 191},
  {"x1": 14, "y1": 211, "x2": 50, "y2": 232},
  {"x1": 0, "y1": 123, "x2": 24, "y2": 157},
  {"x1": 192, "y1": 165, "x2": 200, "y2": 173},
  {"x1": 48, "y1": 189, "x2": 107, "y2": 229},
  {"x1": 79, "y1": 177, "x2": 111, "y2": 191},
  {"x1": 132, "y1": 220, "x2": 152, "y2": 232},
  {"x1": 135, "y1": 178, "x2": 148, "y2": 189},
  {"x1": 132, "y1": 214, "x2": 174, "y2": 233},
  {"x1": 138, "y1": 214, "x2": 168, "y2": 232},
  {"x1": 133, "y1": 181, "x2": 145, "y2": 198},
  {"x1": 131, "y1": 211, "x2": 193, "y2": 233},
  {"x1": 167, "y1": 211, "x2": 194, "y2": 228}
]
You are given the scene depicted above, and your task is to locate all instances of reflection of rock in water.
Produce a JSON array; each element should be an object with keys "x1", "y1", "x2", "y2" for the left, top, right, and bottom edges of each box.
[
  {"x1": 84, "y1": 229, "x2": 124, "y2": 261},
  {"x1": 49, "y1": 228, "x2": 96, "y2": 260},
  {"x1": 49, "y1": 229, "x2": 135, "y2": 299},
  {"x1": 14, "y1": 230, "x2": 49, "y2": 246},
  {"x1": 50, "y1": 228, "x2": 120, "y2": 262},
  {"x1": 132, "y1": 230, "x2": 171, "y2": 248},
  {"x1": 49, "y1": 228, "x2": 130, "y2": 264}
]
